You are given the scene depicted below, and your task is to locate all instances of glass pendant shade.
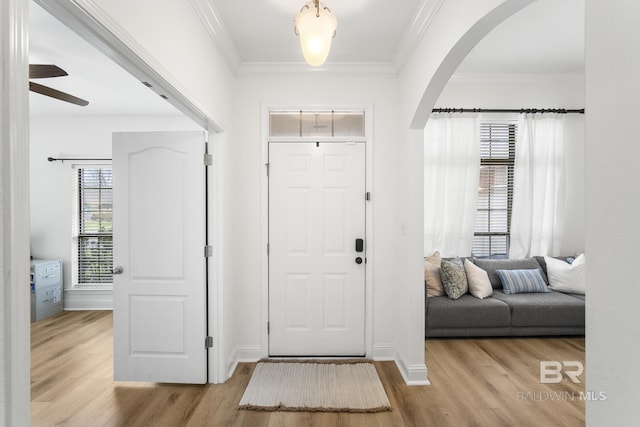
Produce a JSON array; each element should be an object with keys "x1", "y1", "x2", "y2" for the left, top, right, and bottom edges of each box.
[{"x1": 295, "y1": 1, "x2": 337, "y2": 67}]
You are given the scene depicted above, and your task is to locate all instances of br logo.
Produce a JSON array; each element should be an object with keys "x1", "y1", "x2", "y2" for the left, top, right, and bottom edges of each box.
[{"x1": 540, "y1": 361, "x2": 584, "y2": 384}]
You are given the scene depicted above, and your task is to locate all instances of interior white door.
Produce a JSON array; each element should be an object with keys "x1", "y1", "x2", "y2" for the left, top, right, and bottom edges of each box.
[
  {"x1": 112, "y1": 131, "x2": 207, "y2": 383},
  {"x1": 269, "y1": 141, "x2": 366, "y2": 356}
]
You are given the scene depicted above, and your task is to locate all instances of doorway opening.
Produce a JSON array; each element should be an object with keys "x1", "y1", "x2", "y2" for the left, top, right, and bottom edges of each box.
[{"x1": 28, "y1": 0, "x2": 225, "y2": 384}]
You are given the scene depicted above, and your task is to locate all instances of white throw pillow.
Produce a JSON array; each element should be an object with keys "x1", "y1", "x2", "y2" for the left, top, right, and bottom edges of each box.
[
  {"x1": 545, "y1": 254, "x2": 586, "y2": 295},
  {"x1": 464, "y1": 258, "x2": 493, "y2": 299}
]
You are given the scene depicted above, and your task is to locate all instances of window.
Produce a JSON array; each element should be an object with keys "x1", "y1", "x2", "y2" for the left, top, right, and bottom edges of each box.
[
  {"x1": 76, "y1": 168, "x2": 113, "y2": 285},
  {"x1": 472, "y1": 123, "x2": 516, "y2": 258},
  {"x1": 269, "y1": 110, "x2": 365, "y2": 138}
]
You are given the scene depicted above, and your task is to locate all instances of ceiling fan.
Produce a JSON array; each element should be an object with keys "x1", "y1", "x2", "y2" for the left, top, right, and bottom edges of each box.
[{"x1": 29, "y1": 64, "x2": 89, "y2": 106}]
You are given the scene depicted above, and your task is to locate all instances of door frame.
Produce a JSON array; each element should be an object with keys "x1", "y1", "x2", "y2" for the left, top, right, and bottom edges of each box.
[
  {"x1": 260, "y1": 103, "x2": 374, "y2": 359},
  {"x1": 29, "y1": 0, "x2": 227, "y2": 384}
]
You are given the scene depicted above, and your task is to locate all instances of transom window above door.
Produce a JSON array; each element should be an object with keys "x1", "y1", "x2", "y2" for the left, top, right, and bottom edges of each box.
[{"x1": 269, "y1": 110, "x2": 365, "y2": 138}]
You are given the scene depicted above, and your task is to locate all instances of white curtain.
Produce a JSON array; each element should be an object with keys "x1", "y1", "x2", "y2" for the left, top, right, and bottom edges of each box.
[
  {"x1": 424, "y1": 114, "x2": 480, "y2": 257},
  {"x1": 509, "y1": 114, "x2": 566, "y2": 258}
]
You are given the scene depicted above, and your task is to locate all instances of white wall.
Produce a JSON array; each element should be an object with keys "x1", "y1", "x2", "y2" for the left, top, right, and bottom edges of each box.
[
  {"x1": 93, "y1": 0, "x2": 235, "y2": 131},
  {"x1": 226, "y1": 72, "x2": 404, "y2": 372},
  {"x1": 435, "y1": 73, "x2": 586, "y2": 255},
  {"x1": 29, "y1": 115, "x2": 201, "y2": 308},
  {"x1": 585, "y1": 0, "x2": 640, "y2": 424},
  {"x1": 437, "y1": 73, "x2": 584, "y2": 110}
]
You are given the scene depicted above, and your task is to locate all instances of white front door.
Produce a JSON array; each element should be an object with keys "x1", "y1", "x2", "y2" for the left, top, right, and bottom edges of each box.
[
  {"x1": 112, "y1": 131, "x2": 207, "y2": 383},
  {"x1": 269, "y1": 141, "x2": 366, "y2": 356}
]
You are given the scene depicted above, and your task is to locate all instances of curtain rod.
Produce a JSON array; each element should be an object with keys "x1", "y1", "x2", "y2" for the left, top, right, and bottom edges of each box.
[
  {"x1": 47, "y1": 157, "x2": 112, "y2": 163},
  {"x1": 432, "y1": 108, "x2": 584, "y2": 114}
]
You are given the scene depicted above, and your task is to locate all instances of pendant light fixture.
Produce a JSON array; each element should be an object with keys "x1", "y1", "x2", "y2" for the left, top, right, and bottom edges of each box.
[{"x1": 294, "y1": 0, "x2": 337, "y2": 67}]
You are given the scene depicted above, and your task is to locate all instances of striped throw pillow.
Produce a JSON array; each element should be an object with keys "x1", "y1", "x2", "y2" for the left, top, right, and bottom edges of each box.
[{"x1": 496, "y1": 269, "x2": 551, "y2": 294}]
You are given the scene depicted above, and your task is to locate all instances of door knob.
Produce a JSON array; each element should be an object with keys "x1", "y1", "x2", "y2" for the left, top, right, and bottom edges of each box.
[
  {"x1": 355, "y1": 257, "x2": 363, "y2": 265},
  {"x1": 113, "y1": 266, "x2": 124, "y2": 275}
]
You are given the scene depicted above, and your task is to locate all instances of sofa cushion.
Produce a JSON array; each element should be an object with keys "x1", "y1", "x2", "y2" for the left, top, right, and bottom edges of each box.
[
  {"x1": 424, "y1": 251, "x2": 445, "y2": 297},
  {"x1": 464, "y1": 258, "x2": 493, "y2": 299},
  {"x1": 545, "y1": 254, "x2": 585, "y2": 295},
  {"x1": 473, "y1": 258, "x2": 548, "y2": 289},
  {"x1": 426, "y1": 295, "x2": 511, "y2": 329},
  {"x1": 496, "y1": 269, "x2": 551, "y2": 294},
  {"x1": 440, "y1": 258, "x2": 468, "y2": 300},
  {"x1": 534, "y1": 255, "x2": 576, "y2": 277},
  {"x1": 492, "y1": 290, "x2": 585, "y2": 327}
]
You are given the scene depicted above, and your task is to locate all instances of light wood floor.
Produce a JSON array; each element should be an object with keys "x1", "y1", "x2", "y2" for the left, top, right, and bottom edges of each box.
[{"x1": 31, "y1": 311, "x2": 585, "y2": 426}]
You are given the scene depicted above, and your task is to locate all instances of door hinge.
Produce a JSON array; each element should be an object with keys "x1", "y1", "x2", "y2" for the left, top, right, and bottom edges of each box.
[
  {"x1": 205, "y1": 336, "x2": 213, "y2": 349},
  {"x1": 265, "y1": 162, "x2": 270, "y2": 176},
  {"x1": 366, "y1": 191, "x2": 371, "y2": 201},
  {"x1": 204, "y1": 245, "x2": 213, "y2": 258},
  {"x1": 204, "y1": 153, "x2": 213, "y2": 166},
  {"x1": 267, "y1": 321, "x2": 270, "y2": 334},
  {"x1": 267, "y1": 243, "x2": 269, "y2": 256}
]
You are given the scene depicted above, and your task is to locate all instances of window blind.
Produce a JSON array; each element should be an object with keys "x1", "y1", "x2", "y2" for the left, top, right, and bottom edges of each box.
[
  {"x1": 77, "y1": 168, "x2": 113, "y2": 284},
  {"x1": 472, "y1": 123, "x2": 516, "y2": 258}
]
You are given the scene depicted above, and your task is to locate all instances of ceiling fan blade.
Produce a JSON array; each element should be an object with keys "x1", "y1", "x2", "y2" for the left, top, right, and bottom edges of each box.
[
  {"x1": 29, "y1": 82, "x2": 89, "y2": 106},
  {"x1": 29, "y1": 64, "x2": 68, "y2": 79}
]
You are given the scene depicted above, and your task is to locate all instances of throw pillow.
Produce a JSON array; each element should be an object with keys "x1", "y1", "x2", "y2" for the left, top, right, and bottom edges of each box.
[
  {"x1": 473, "y1": 258, "x2": 549, "y2": 289},
  {"x1": 496, "y1": 269, "x2": 551, "y2": 294},
  {"x1": 545, "y1": 254, "x2": 585, "y2": 295},
  {"x1": 424, "y1": 251, "x2": 445, "y2": 297},
  {"x1": 440, "y1": 258, "x2": 468, "y2": 300},
  {"x1": 464, "y1": 259, "x2": 493, "y2": 299}
]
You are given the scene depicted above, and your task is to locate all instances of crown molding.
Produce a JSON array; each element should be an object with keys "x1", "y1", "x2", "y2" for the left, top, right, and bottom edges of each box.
[
  {"x1": 191, "y1": 0, "x2": 441, "y2": 77},
  {"x1": 392, "y1": 0, "x2": 445, "y2": 74},
  {"x1": 190, "y1": 0, "x2": 242, "y2": 74},
  {"x1": 237, "y1": 61, "x2": 397, "y2": 78}
]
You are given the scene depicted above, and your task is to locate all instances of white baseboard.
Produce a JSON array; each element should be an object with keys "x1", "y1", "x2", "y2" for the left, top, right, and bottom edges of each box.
[
  {"x1": 371, "y1": 343, "x2": 397, "y2": 360},
  {"x1": 64, "y1": 289, "x2": 113, "y2": 310},
  {"x1": 397, "y1": 361, "x2": 430, "y2": 386},
  {"x1": 395, "y1": 348, "x2": 430, "y2": 386},
  {"x1": 226, "y1": 345, "x2": 264, "y2": 380},
  {"x1": 374, "y1": 343, "x2": 430, "y2": 385},
  {"x1": 223, "y1": 343, "x2": 430, "y2": 386}
]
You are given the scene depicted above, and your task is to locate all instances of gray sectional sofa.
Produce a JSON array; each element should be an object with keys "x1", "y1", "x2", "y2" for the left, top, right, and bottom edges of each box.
[{"x1": 425, "y1": 256, "x2": 585, "y2": 338}]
